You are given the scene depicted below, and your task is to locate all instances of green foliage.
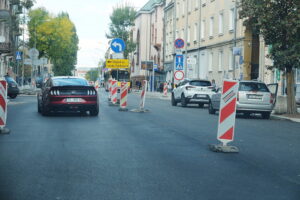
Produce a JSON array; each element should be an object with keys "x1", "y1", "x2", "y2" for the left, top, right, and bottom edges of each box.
[
  {"x1": 106, "y1": 5, "x2": 137, "y2": 58},
  {"x1": 21, "y1": 0, "x2": 35, "y2": 9},
  {"x1": 85, "y1": 68, "x2": 99, "y2": 82},
  {"x1": 240, "y1": 0, "x2": 300, "y2": 70},
  {"x1": 28, "y1": 8, "x2": 79, "y2": 76}
]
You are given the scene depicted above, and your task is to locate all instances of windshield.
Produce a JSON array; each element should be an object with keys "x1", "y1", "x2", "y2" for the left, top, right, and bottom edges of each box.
[
  {"x1": 52, "y1": 78, "x2": 89, "y2": 86},
  {"x1": 239, "y1": 82, "x2": 270, "y2": 92},
  {"x1": 111, "y1": 70, "x2": 130, "y2": 82}
]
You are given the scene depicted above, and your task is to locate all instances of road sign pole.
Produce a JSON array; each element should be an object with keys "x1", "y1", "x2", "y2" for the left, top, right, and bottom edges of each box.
[{"x1": 152, "y1": 62, "x2": 155, "y2": 92}]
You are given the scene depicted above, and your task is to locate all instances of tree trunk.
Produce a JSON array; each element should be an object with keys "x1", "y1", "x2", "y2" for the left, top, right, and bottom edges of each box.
[{"x1": 286, "y1": 68, "x2": 297, "y2": 114}]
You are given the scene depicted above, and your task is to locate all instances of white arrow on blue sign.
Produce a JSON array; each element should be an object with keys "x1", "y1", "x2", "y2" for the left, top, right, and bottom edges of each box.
[
  {"x1": 175, "y1": 54, "x2": 184, "y2": 70},
  {"x1": 111, "y1": 38, "x2": 126, "y2": 53},
  {"x1": 16, "y1": 51, "x2": 22, "y2": 60}
]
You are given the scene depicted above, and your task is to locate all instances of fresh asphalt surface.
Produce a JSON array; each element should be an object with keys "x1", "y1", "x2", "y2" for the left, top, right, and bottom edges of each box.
[{"x1": 0, "y1": 90, "x2": 299, "y2": 200}]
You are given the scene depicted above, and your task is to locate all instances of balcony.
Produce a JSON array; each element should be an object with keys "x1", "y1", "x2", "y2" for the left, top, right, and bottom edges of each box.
[{"x1": 0, "y1": 42, "x2": 11, "y2": 53}]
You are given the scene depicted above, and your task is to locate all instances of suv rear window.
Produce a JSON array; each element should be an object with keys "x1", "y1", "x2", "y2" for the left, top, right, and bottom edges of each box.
[
  {"x1": 53, "y1": 78, "x2": 88, "y2": 86},
  {"x1": 190, "y1": 81, "x2": 211, "y2": 87},
  {"x1": 239, "y1": 82, "x2": 270, "y2": 92}
]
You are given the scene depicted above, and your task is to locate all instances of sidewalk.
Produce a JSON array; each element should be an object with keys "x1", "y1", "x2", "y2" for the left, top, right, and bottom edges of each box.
[
  {"x1": 271, "y1": 108, "x2": 300, "y2": 123},
  {"x1": 132, "y1": 89, "x2": 171, "y2": 100},
  {"x1": 19, "y1": 85, "x2": 40, "y2": 95}
]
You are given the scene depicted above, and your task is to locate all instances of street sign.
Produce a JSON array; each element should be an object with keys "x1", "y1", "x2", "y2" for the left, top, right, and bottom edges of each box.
[
  {"x1": 217, "y1": 80, "x2": 239, "y2": 145},
  {"x1": 233, "y1": 47, "x2": 242, "y2": 56},
  {"x1": 40, "y1": 57, "x2": 48, "y2": 65},
  {"x1": 16, "y1": 51, "x2": 22, "y2": 60},
  {"x1": 175, "y1": 54, "x2": 184, "y2": 70},
  {"x1": 175, "y1": 49, "x2": 183, "y2": 55},
  {"x1": 106, "y1": 59, "x2": 129, "y2": 69},
  {"x1": 174, "y1": 70, "x2": 184, "y2": 81},
  {"x1": 175, "y1": 38, "x2": 184, "y2": 49},
  {"x1": 110, "y1": 38, "x2": 126, "y2": 53},
  {"x1": 29, "y1": 48, "x2": 39, "y2": 59}
]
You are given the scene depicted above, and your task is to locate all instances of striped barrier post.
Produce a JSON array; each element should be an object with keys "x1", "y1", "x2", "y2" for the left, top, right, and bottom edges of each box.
[
  {"x1": 119, "y1": 82, "x2": 128, "y2": 111},
  {"x1": 140, "y1": 80, "x2": 148, "y2": 111},
  {"x1": 209, "y1": 80, "x2": 239, "y2": 153},
  {"x1": 0, "y1": 79, "x2": 9, "y2": 134},
  {"x1": 163, "y1": 82, "x2": 168, "y2": 96},
  {"x1": 108, "y1": 78, "x2": 112, "y2": 101},
  {"x1": 111, "y1": 79, "x2": 118, "y2": 105}
]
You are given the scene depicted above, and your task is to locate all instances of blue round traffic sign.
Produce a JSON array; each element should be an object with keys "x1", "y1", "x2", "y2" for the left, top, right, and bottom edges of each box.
[
  {"x1": 175, "y1": 38, "x2": 184, "y2": 49},
  {"x1": 111, "y1": 38, "x2": 126, "y2": 53}
]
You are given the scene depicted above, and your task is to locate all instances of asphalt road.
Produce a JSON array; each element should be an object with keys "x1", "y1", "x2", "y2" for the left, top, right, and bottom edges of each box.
[{"x1": 0, "y1": 91, "x2": 299, "y2": 200}]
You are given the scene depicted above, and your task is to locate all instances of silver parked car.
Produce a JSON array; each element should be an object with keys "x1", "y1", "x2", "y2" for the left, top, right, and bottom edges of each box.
[{"x1": 208, "y1": 80, "x2": 278, "y2": 119}]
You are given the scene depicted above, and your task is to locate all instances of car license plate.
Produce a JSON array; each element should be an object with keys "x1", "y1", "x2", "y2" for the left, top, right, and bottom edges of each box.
[
  {"x1": 65, "y1": 98, "x2": 83, "y2": 103},
  {"x1": 248, "y1": 95, "x2": 262, "y2": 99},
  {"x1": 197, "y1": 94, "x2": 207, "y2": 98}
]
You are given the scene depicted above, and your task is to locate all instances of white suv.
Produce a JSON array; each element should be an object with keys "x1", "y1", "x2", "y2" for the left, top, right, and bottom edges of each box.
[{"x1": 171, "y1": 79, "x2": 214, "y2": 107}]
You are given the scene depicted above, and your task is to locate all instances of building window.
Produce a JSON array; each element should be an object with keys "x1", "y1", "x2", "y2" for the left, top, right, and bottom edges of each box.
[
  {"x1": 202, "y1": 0, "x2": 206, "y2": 7},
  {"x1": 218, "y1": 51, "x2": 223, "y2": 71},
  {"x1": 182, "y1": 0, "x2": 185, "y2": 17},
  {"x1": 201, "y1": 20, "x2": 205, "y2": 39},
  {"x1": 209, "y1": 52, "x2": 213, "y2": 71},
  {"x1": 229, "y1": 49, "x2": 233, "y2": 70},
  {"x1": 218, "y1": 13, "x2": 224, "y2": 35},
  {"x1": 195, "y1": 0, "x2": 199, "y2": 9},
  {"x1": 187, "y1": 27, "x2": 191, "y2": 43},
  {"x1": 209, "y1": 16, "x2": 214, "y2": 37},
  {"x1": 188, "y1": 0, "x2": 192, "y2": 13},
  {"x1": 194, "y1": 23, "x2": 198, "y2": 42},
  {"x1": 229, "y1": 8, "x2": 234, "y2": 31}
]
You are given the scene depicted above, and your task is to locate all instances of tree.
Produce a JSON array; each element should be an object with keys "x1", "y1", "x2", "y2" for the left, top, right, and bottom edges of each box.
[
  {"x1": 106, "y1": 4, "x2": 136, "y2": 58},
  {"x1": 240, "y1": 0, "x2": 300, "y2": 114},
  {"x1": 28, "y1": 9, "x2": 79, "y2": 76},
  {"x1": 85, "y1": 68, "x2": 99, "y2": 82}
]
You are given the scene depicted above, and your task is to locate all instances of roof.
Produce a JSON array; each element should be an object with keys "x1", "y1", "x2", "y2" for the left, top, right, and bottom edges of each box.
[{"x1": 137, "y1": 0, "x2": 164, "y2": 15}]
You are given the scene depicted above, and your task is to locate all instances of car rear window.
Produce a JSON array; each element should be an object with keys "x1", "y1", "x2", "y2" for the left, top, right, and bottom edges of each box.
[
  {"x1": 239, "y1": 82, "x2": 270, "y2": 92},
  {"x1": 190, "y1": 81, "x2": 211, "y2": 87},
  {"x1": 53, "y1": 78, "x2": 88, "y2": 86}
]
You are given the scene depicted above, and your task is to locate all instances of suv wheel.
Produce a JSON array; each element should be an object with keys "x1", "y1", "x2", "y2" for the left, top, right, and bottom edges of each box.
[
  {"x1": 198, "y1": 103, "x2": 204, "y2": 108},
  {"x1": 181, "y1": 94, "x2": 187, "y2": 107},
  {"x1": 261, "y1": 112, "x2": 271, "y2": 119},
  {"x1": 208, "y1": 102, "x2": 216, "y2": 114},
  {"x1": 9, "y1": 94, "x2": 17, "y2": 99},
  {"x1": 171, "y1": 93, "x2": 177, "y2": 106}
]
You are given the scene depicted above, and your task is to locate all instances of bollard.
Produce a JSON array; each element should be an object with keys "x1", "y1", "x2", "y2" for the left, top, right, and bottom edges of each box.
[
  {"x1": 108, "y1": 78, "x2": 112, "y2": 101},
  {"x1": 0, "y1": 79, "x2": 10, "y2": 134},
  {"x1": 140, "y1": 80, "x2": 148, "y2": 111},
  {"x1": 119, "y1": 82, "x2": 128, "y2": 112},
  {"x1": 209, "y1": 80, "x2": 239, "y2": 153}
]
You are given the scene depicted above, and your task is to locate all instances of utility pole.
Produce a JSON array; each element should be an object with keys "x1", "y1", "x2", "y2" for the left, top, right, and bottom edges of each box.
[
  {"x1": 184, "y1": 0, "x2": 188, "y2": 78},
  {"x1": 22, "y1": 6, "x2": 25, "y2": 87}
]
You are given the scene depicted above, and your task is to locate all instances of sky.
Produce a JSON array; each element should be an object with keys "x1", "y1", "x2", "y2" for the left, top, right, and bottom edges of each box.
[{"x1": 33, "y1": 0, "x2": 148, "y2": 69}]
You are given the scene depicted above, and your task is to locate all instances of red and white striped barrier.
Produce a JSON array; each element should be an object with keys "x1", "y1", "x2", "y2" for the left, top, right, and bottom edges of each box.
[
  {"x1": 108, "y1": 78, "x2": 112, "y2": 100},
  {"x1": 140, "y1": 80, "x2": 148, "y2": 110},
  {"x1": 163, "y1": 82, "x2": 168, "y2": 96},
  {"x1": 210, "y1": 80, "x2": 239, "y2": 153},
  {"x1": 111, "y1": 79, "x2": 118, "y2": 104},
  {"x1": 119, "y1": 82, "x2": 128, "y2": 111},
  {"x1": 0, "y1": 80, "x2": 8, "y2": 129}
]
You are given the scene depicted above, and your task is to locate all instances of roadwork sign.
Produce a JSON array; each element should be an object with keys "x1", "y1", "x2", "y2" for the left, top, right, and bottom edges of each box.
[
  {"x1": 217, "y1": 80, "x2": 239, "y2": 145},
  {"x1": 106, "y1": 59, "x2": 129, "y2": 69}
]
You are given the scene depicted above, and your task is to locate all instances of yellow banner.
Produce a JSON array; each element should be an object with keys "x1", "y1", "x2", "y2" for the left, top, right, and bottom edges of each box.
[{"x1": 106, "y1": 59, "x2": 129, "y2": 69}]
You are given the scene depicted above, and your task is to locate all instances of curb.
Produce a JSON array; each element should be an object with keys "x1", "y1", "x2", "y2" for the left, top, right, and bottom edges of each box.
[{"x1": 271, "y1": 115, "x2": 300, "y2": 123}]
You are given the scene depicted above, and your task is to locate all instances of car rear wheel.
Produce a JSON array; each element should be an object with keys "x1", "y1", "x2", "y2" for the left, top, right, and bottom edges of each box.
[
  {"x1": 9, "y1": 94, "x2": 17, "y2": 99},
  {"x1": 181, "y1": 94, "x2": 187, "y2": 107},
  {"x1": 41, "y1": 103, "x2": 49, "y2": 116},
  {"x1": 198, "y1": 103, "x2": 204, "y2": 108},
  {"x1": 208, "y1": 102, "x2": 216, "y2": 114},
  {"x1": 261, "y1": 112, "x2": 271, "y2": 119},
  {"x1": 37, "y1": 100, "x2": 41, "y2": 113},
  {"x1": 90, "y1": 106, "x2": 99, "y2": 116},
  {"x1": 171, "y1": 93, "x2": 177, "y2": 106}
]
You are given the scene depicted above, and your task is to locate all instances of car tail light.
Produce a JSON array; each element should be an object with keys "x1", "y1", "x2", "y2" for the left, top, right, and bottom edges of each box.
[
  {"x1": 87, "y1": 90, "x2": 96, "y2": 95},
  {"x1": 270, "y1": 93, "x2": 275, "y2": 104},
  {"x1": 50, "y1": 89, "x2": 60, "y2": 96},
  {"x1": 186, "y1": 86, "x2": 195, "y2": 90}
]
